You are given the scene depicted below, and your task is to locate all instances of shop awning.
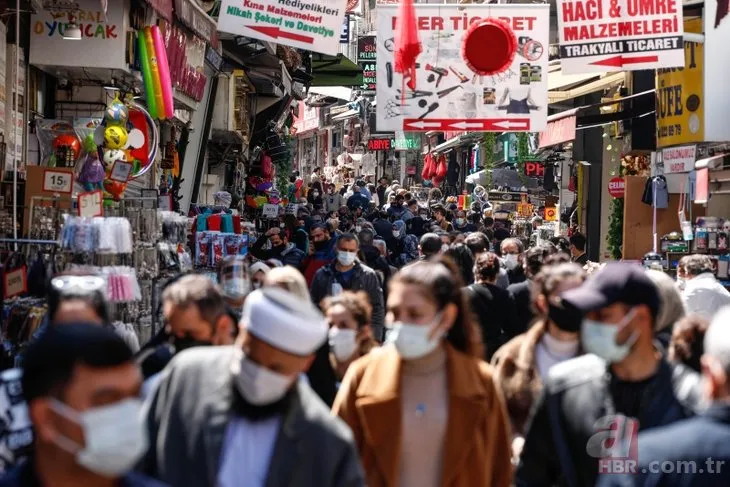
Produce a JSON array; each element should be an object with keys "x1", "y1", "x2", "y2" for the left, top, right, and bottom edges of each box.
[
  {"x1": 433, "y1": 133, "x2": 480, "y2": 153},
  {"x1": 549, "y1": 72, "x2": 625, "y2": 104},
  {"x1": 308, "y1": 86, "x2": 353, "y2": 101},
  {"x1": 547, "y1": 63, "x2": 599, "y2": 91},
  {"x1": 332, "y1": 109, "x2": 360, "y2": 121},
  {"x1": 310, "y1": 53, "x2": 363, "y2": 87}
]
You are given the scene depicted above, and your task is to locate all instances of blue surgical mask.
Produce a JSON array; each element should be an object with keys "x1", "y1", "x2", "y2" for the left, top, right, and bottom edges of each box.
[{"x1": 581, "y1": 308, "x2": 639, "y2": 363}]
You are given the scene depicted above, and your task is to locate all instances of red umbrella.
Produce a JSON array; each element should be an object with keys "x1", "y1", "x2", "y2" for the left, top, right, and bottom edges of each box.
[{"x1": 394, "y1": 0, "x2": 421, "y2": 91}]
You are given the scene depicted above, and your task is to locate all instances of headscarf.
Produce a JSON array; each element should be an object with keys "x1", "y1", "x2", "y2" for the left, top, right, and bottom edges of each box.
[{"x1": 393, "y1": 220, "x2": 407, "y2": 239}]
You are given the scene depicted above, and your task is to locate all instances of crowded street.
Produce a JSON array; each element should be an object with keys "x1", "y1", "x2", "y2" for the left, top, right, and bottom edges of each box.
[{"x1": 0, "y1": 0, "x2": 728, "y2": 486}]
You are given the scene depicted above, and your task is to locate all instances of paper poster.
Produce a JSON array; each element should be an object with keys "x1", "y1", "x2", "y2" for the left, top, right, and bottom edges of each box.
[
  {"x1": 376, "y1": 4, "x2": 549, "y2": 132},
  {"x1": 217, "y1": 0, "x2": 349, "y2": 55},
  {"x1": 662, "y1": 145, "x2": 696, "y2": 173},
  {"x1": 557, "y1": 0, "x2": 684, "y2": 73}
]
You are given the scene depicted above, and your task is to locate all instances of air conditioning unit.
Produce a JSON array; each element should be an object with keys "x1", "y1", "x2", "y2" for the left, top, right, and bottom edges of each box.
[{"x1": 211, "y1": 70, "x2": 251, "y2": 141}]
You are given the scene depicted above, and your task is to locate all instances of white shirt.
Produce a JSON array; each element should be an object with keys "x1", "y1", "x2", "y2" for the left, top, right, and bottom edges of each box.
[
  {"x1": 682, "y1": 272, "x2": 730, "y2": 320},
  {"x1": 535, "y1": 333, "x2": 579, "y2": 379},
  {"x1": 217, "y1": 415, "x2": 282, "y2": 487}
]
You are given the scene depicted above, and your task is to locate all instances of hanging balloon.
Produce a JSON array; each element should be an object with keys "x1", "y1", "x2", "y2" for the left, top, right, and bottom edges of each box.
[
  {"x1": 462, "y1": 18, "x2": 517, "y2": 76},
  {"x1": 127, "y1": 101, "x2": 159, "y2": 180}
]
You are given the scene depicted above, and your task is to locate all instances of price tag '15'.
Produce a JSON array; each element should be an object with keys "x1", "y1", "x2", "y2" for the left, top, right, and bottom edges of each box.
[
  {"x1": 43, "y1": 170, "x2": 73, "y2": 193},
  {"x1": 78, "y1": 190, "x2": 103, "y2": 218}
]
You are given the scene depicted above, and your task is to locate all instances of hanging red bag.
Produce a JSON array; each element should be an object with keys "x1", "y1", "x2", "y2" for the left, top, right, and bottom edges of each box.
[
  {"x1": 421, "y1": 153, "x2": 435, "y2": 180},
  {"x1": 435, "y1": 154, "x2": 448, "y2": 180},
  {"x1": 261, "y1": 151, "x2": 273, "y2": 179}
]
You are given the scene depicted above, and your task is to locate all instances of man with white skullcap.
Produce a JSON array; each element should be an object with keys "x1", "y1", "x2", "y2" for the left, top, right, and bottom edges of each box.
[{"x1": 140, "y1": 288, "x2": 364, "y2": 487}]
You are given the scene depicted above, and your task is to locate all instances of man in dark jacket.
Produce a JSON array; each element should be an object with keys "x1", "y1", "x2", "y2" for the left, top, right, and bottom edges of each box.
[
  {"x1": 508, "y1": 244, "x2": 556, "y2": 333},
  {"x1": 301, "y1": 224, "x2": 337, "y2": 286},
  {"x1": 310, "y1": 234, "x2": 385, "y2": 341},
  {"x1": 597, "y1": 307, "x2": 730, "y2": 487},
  {"x1": 358, "y1": 228, "x2": 392, "y2": 296},
  {"x1": 376, "y1": 178, "x2": 388, "y2": 209},
  {"x1": 250, "y1": 227, "x2": 306, "y2": 268},
  {"x1": 516, "y1": 263, "x2": 703, "y2": 487},
  {"x1": 346, "y1": 185, "x2": 370, "y2": 212}
]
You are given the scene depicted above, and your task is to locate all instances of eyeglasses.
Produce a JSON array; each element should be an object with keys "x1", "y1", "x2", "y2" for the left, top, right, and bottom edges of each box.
[{"x1": 51, "y1": 276, "x2": 106, "y2": 294}]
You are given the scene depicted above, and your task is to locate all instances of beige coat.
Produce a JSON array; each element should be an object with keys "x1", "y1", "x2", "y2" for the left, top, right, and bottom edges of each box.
[
  {"x1": 491, "y1": 321, "x2": 546, "y2": 436},
  {"x1": 332, "y1": 344, "x2": 512, "y2": 487}
]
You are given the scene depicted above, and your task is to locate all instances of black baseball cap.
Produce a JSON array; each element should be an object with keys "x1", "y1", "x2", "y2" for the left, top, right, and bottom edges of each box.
[{"x1": 562, "y1": 263, "x2": 659, "y2": 318}]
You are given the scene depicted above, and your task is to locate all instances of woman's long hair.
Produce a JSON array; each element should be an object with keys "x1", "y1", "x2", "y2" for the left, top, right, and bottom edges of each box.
[{"x1": 392, "y1": 257, "x2": 484, "y2": 358}]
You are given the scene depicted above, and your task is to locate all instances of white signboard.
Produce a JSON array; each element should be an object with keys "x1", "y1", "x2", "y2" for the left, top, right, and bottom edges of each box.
[
  {"x1": 29, "y1": 0, "x2": 127, "y2": 70},
  {"x1": 42, "y1": 170, "x2": 73, "y2": 193},
  {"x1": 78, "y1": 190, "x2": 103, "y2": 218},
  {"x1": 217, "y1": 0, "x2": 348, "y2": 55},
  {"x1": 110, "y1": 161, "x2": 133, "y2": 182},
  {"x1": 662, "y1": 145, "x2": 696, "y2": 173},
  {"x1": 262, "y1": 204, "x2": 279, "y2": 219},
  {"x1": 557, "y1": 0, "x2": 684, "y2": 73},
  {"x1": 376, "y1": 4, "x2": 549, "y2": 132}
]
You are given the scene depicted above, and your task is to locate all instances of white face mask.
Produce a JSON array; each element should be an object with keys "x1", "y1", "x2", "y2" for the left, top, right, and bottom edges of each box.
[
  {"x1": 329, "y1": 327, "x2": 358, "y2": 362},
  {"x1": 393, "y1": 230, "x2": 401, "y2": 238},
  {"x1": 581, "y1": 308, "x2": 639, "y2": 363},
  {"x1": 355, "y1": 225, "x2": 362, "y2": 233},
  {"x1": 337, "y1": 251, "x2": 357, "y2": 266},
  {"x1": 386, "y1": 314, "x2": 443, "y2": 360},
  {"x1": 233, "y1": 354, "x2": 294, "y2": 406},
  {"x1": 503, "y1": 253, "x2": 520, "y2": 270},
  {"x1": 50, "y1": 398, "x2": 148, "y2": 477},
  {"x1": 441, "y1": 244, "x2": 449, "y2": 253}
]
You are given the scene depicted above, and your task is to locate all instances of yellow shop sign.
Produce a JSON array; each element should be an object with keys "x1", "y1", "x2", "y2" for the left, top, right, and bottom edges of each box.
[{"x1": 656, "y1": 17, "x2": 703, "y2": 149}]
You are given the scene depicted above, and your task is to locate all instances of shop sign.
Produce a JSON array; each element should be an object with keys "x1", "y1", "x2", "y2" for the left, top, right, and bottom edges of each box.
[
  {"x1": 217, "y1": 0, "x2": 350, "y2": 56},
  {"x1": 544, "y1": 207, "x2": 558, "y2": 221},
  {"x1": 488, "y1": 191, "x2": 526, "y2": 202},
  {"x1": 42, "y1": 169, "x2": 73, "y2": 194},
  {"x1": 262, "y1": 204, "x2": 279, "y2": 218},
  {"x1": 30, "y1": 0, "x2": 126, "y2": 70},
  {"x1": 539, "y1": 115, "x2": 576, "y2": 148},
  {"x1": 376, "y1": 4, "x2": 550, "y2": 132},
  {"x1": 556, "y1": 0, "x2": 685, "y2": 73},
  {"x1": 340, "y1": 15, "x2": 350, "y2": 44},
  {"x1": 523, "y1": 161, "x2": 545, "y2": 178},
  {"x1": 346, "y1": 0, "x2": 362, "y2": 14},
  {"x1": 294, "y1": 101, "x2": 320, "y2": 134},
  {"x1": 394, "y1": 132, "x2": 420, "y2": 151},
  {"x1": 357, "y1": 36, "x2": 376, "y2": 62},
  {"x1": 662, "y1": 145, "x2": 696, "y2": 173},
  {"x1": 175, "y1": 0, "x2": 219, "y2": 47},
  {"x1": 360, "y1": 62, "x2": 376, "y2": 93},
  {"x1": 368, "y1": 138, "x2": 392, "y2": 151},
  {"x1": 608, "y1": 177, "x2": 626, "y2": 198},
  {"x1": 656, "y1": 18, "x2": 703, "y2": 148}
]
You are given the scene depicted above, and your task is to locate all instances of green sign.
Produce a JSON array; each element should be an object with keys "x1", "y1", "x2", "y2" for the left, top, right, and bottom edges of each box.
[{"x1": 394, "y1": 132, "x2": 421, "y2": 151}]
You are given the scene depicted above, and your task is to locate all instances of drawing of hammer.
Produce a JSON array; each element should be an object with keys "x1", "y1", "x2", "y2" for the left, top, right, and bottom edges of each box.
[{"x1": 425, "y1": 64, "x2": 449, "y2": 87}]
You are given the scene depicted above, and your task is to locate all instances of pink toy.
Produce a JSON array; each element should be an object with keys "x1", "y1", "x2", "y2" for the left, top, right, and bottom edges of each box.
[{"x1": 152, "y1": 25, "x2": 174, "y2": 119}]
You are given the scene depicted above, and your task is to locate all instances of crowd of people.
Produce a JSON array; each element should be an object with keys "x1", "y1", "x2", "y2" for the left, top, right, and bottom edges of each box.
[{"x1": 2, "y1": 172, "x2": 730, "y2": 486}]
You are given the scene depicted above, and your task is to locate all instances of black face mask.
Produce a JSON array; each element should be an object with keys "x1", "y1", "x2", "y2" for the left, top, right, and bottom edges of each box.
[
  {"x1": 172, "y1": 335, "x2": 213, "y2": 354},
  {"x1": 314, "y1": 240, "x2": 329, "y2": 251},
  {"x1": 547, "y1": 302, "x2": 583, "y2": 333}
]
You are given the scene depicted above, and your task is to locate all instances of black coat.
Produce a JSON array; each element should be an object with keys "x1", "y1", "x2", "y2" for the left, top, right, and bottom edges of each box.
[
  {"x1": 596, "y1": 403, "x2": 730, "y2": 487},
  {"x1": 466, "y1": 283, "x2": 520, "y2": 360},
  {"x1": 516, "y1": 356, "x2": 703, "y2": 487},
  {"x1": 508, "y1": 280, "x2": 533, "y2": 334}
]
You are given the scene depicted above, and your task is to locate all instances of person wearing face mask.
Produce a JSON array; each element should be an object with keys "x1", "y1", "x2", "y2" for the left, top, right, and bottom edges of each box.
[
  {"x1": 0, "y1": 324, "x2": 162, "y2": 487},
  {"x1": 311, "y1": 234, "x2": 385, "y2": 342},
  {"x1": 324, "y1": 183, "x2": 343, "y2": 214},
  {"x1": 389, "y1": 220, "x2": 419, "y2": 267},
  {"x1": 250, "y1": 262, "x2": 272, "y2": 291},
  {"x1": 387, "y1": 194, "x2": 407, "y2": 222},
  {"x1": 48, "y1": 276, "x2": 110, "y2": 326},
  {"x1": 140, "y1": 288, "x2": 364, "y2": 487},
  {"x1": 250, "y1": 227, "x2": 306, "y2": 269},
  {"x1": 137, "y1": 275, "x2": 233, "y2": 396},
  {"x1": 300, "y1": 224, "x2": 336, "y2": 286},
  {"x1": 431, "y1": 204, "x2": 453, "y2": 232},
  {"x1": 453, "y1": 210, "x2": 476, "y2": 232},
  {"x1": 500, "y1": 238, "x2": 526, "y2": 285},
  {"x1": 322, "y1": 292, "x2": 377, "y2": 381},
  {"x1": 492, "y1": 263, "x2": 586, "y2": 447},
  {"x1": 333, "y1": 258, "x2": 512, "y2": 487},
  {"x1": 516, "y1": 263, "x2": 703, "y2": 487},
  {"x1": 597, "y1": 307, "x2": 730, "y2": 487}
]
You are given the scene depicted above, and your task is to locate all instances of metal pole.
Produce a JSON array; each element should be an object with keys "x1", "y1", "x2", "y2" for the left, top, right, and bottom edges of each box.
[{"x1": 12, "y1": 0, "x2": 19, "y2": 249}]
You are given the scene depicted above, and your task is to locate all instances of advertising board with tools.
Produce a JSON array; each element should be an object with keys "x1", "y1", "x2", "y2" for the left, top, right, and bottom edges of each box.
[
  {"x1": 376, "y1": 4, "x2": 549, "y2": 132},
  {"x1": 557, "y1": 0, "x2": 684, "y2": 73},
  {"x1": 217, "y1": 0, "x2": 349, "y2": 55}
]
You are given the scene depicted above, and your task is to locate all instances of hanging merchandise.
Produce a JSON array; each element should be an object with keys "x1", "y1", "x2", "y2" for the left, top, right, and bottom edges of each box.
[
  {"x1": 151, "y1": 25, "x2": 175, "y2": 120},
  {"x1": 144, "y1": 27, "x2": 167, "y2": 120},
  {"x1": 433, "y1": 154, "x2": 448, "y2": 186},
  {"x1": 60, "y1": 216, "x2": 134, "y2": 254},
  {"x1": 137, "y1": 30, "x2": 159, "y2": 119},
  {"x1": 77, "y1": 135, "x2": 106, "y2": 192},
  {"x1": 35, "y1": 120, "x2": 79, "y2": 168},
  {"x1": 422, "y1": 153, "x2": 435, "y2": 180}
]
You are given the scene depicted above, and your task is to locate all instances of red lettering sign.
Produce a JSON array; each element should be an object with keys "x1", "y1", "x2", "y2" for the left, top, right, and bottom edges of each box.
[
  {"x1": 539, "y1": 115, "x2": 577, "y2": 148},
  {"x1": 524, "y1": 161, "x2": 545, "y2": 178},
  {"x1": 608, "y1": 177, "x2": 625, "y2": 198},
  {"x1": 368, "y1": 139, "x2": 392, "y2": 151}
]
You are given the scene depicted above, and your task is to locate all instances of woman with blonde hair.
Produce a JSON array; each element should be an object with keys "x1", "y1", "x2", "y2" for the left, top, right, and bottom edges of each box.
[
  {"x1": 333, "y1": 257, "x2": 511, "y2": 487},
  {"x1": 263, "y1": 265, "x2": 310, "y2": 300},
  {"x1": 321, "y1": 291, "x2": 378, "y2": 380}
]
